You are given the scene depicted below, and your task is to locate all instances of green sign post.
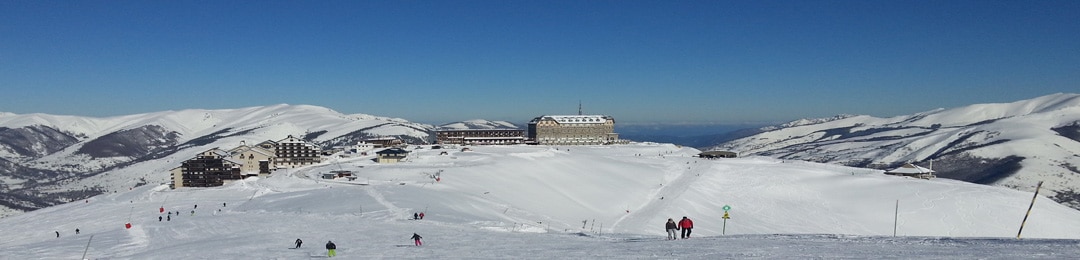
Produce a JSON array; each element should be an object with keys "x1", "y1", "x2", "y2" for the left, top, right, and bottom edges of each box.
[{"x1": 722, "y1": 205, "x2": 732, "y2": 235}]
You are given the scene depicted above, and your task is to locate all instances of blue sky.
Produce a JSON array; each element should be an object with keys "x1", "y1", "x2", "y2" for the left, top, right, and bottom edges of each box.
[{"x1": 2, "y1": 1, "x2": 1078, "y2": 125}]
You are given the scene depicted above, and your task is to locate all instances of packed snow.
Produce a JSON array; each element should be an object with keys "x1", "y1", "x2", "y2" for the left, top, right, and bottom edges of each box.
[{"x1": 3, "y1": 144, "x2": 1080, "y2": 259}]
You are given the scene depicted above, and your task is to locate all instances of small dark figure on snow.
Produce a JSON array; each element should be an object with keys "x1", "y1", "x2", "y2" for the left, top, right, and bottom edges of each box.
[
  {"x1": 223, "y1": 202, "x2": 227, "y2": 207},
  {"x1": 167, "y1": 215, "x2": 171, "y2": 221},
  {"x1": 76, "y1": 228, "x2": 80, "y2": 235},
  {"x1": 326, "y1": 241, "x2": 337, "y2": 257},
  {"x1": 419, "y1": 212, "x2": 425, "y2": 219},
  {"x1": 55, "y1": 231, "x2": 59, "y2": 238},
  {"x1": 295, "y1": 238, "x2": 303, "y2": 248},
  {"x1": 413, "y1": 212, "x2": 419, "y2": 220},
  {"x1": 194, "y1": 204, "x2": 197, "y2": 209},
  {"x1": 411, "y1": 233, "x2": 423, "y2": 246},
  {"x1": 678, "y1": 216, "x2": 694, "y2": 239},
  {"x1": 168, "y1": 211, "x2": 172, "y2": 216},
  {"x1": 159, "y1": 216, "x2": 162, "y2": 222}
]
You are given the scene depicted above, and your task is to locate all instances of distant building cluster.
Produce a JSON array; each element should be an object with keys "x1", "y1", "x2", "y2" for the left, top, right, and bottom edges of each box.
[
  {"x1": 170, "y1": 135, "x2": 323, "y2": 188},
  {"x1": 170, "y1": 135, "x2": 416, "y2": 189},
  {"x1": 435, "y1": 113, "x2": 623, "y2": 146}
]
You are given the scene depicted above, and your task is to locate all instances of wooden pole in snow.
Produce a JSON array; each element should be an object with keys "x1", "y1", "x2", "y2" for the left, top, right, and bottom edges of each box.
[
  {"x1": 893, "y1": 200, "x2": 899, "y2": 237},
  {"x1": 1017, "y1": 181, "x2": 1043, "y2": 239}
]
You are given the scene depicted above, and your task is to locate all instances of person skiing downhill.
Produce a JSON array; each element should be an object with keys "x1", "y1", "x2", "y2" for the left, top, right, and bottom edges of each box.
[
  {"x1": 411, "y1": 233, "x2": 423, "y2": 246},
  {"x1": 678, "y1": 216, "x2": 694, "y2": 239},
  {"x1": 665, "y1": 218, "x2": 679, "y2": 240},
  {"x1": 294, "y1": 238, "x2": 302, "y2": 249},
  {"x1": 325, "y1": 241, "x2": 336, "y2": 257}
]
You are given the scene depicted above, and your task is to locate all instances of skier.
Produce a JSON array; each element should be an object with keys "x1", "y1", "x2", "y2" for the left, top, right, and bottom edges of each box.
[
  {"x1": 75, "y1": 228, "x2": 80, "y2": 235},
  {"x1": 159, "y1": 216, "x2": 162, "y2": 222},
  {"x1": 325, "y1": 241, "x2": 336, "y2": 257},
  {"x1": 294, "y1": 238, "x2": 303, "y2": 249},
  {"x1": 413, "y1": 212, "x2": 419, "y2": 220},
  {"x1": 411, "y1": 233, "x2": 423, "y2": 246},
  {"x1": 167, "y1": 215, "x2": 171, "y2": 221},
  {"x1": 419, "y1": 212, "x2": 425, "y2": 220},
  {"x1": 55, "y1": 231, "x2": 59, "y2": 238},
  {"x1": 194, "y1": 204, "x2": 197, "y2": 209},
  {"x1": 678, "y1": 216, "x2": 694, "y2": 239},
  {"x1": 223, "y1": 202, "x2": 226, "y2": 207},
  {"x1": 665, "y1": 218, "x2": 679, "y2": 240}
]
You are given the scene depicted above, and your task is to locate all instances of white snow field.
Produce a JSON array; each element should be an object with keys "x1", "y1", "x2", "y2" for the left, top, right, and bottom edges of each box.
[{"x1": 3, "y1": 143, "x2": 1080, "y2": 259}]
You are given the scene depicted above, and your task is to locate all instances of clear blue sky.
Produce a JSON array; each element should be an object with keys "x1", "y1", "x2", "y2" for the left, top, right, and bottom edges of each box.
[{"x1": 2, "y1": 0, "x2": 1078, "y2": 125}]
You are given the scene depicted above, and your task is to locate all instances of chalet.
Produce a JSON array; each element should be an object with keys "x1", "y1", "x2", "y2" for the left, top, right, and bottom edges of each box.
[
  {"x1": 699, "y1": 151, "x2": 738, "y2": 159},
  {"x1": 376, "y1": 148, "x2": 409, "y2": 163},
  {"x1": 885, "y1": 163, "x2": 936, "y2": 179},
  {"x1": 171, "y1": 148, "x2": 245, "y2": 188},
  {"x1": 227, "y1": 141, "x2": 274, "y2": 176}
]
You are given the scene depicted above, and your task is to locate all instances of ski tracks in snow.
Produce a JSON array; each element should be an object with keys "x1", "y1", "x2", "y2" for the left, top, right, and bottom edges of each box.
[{"x1": 612, "y1": 157, "x2": 707, "y2": 233}]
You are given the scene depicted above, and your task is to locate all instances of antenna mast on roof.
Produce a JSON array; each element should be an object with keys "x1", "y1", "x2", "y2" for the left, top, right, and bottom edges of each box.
[{"x1": 578, "y1": 101, "x2": 583, "y2": 115}]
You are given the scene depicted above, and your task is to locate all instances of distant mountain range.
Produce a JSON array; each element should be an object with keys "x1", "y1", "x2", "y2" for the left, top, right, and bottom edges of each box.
[
  {"x1": 0, "y1": 105, "x2": 433, "y2": 217},
  {"x1": 711, "y1": 93, "x2": 1080, "y2": 209}
]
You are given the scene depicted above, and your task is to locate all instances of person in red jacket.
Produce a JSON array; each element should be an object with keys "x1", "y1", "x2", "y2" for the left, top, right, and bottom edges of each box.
[{"x1": 678, "y1": 216, "x2": 694, "y2": 239}]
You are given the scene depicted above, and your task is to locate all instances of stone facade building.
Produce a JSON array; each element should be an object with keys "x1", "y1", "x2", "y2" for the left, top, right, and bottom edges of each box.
[{"x1": 527, "y1": 115, "x2": 620, "y2": 145}]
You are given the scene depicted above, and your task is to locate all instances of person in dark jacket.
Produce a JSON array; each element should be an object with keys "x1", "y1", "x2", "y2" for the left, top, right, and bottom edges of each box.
[
  {"x1": 678, "y1": 216, "x2": 694, "y2": 239},
  {"x1": 411, "y1": 233, "x2": 423, "y2": 246},
  {"x1": 295, "y1": 238, "x2": 303, "y2": 248},
  {"x1": 665, "y1": 218, "x2": 679, "y2": 240},
  {"x1": 413, "y1": 212, "x2": 419, "y2": 220},
  {"x1": 326, "y1": 241, "x2": 336, "y2": 257}
]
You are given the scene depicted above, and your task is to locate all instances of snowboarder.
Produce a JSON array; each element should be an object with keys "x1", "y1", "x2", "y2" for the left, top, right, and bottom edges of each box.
[
  {"x1": 665, "y1": 218, "x2": 679, "y2": 240},
  {"x1": 413, "y1": 212, "x2": 419, "y2": 220},
  {"x1": 325, "y1": 241, "x2": 336, "y2": 257},
  {"x1": 294, "y1": 238, "x2": 303, "y2": 248},
  {"x1": 419, "y1": 212, "x2": 425, "y2": 220},
  {"x1": 678, "y1": 216, "x2": 694, "y2": 239},
  {"x1": 411, "y1": 233, "x2": 423, "y2": 246}
]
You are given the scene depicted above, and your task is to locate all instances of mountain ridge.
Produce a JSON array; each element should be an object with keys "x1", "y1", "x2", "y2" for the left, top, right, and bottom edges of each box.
[{"x1": 713, "y1": 93, "x2": 1080, "y2": 209}]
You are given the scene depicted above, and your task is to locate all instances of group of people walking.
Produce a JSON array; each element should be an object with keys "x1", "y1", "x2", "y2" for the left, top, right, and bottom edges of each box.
[{"x1": 664, "y1": 216, "x2": 694, "y2": 240}]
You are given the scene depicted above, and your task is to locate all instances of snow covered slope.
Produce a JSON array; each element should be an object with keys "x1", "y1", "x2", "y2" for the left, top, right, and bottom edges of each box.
[
  {"x1": 713, "y1": 93, "x2": 1080, "y2": 209},
  {"x1": 0, "y1": 105, "x2": 433, "y2": 217},
  {"x1": 1, "y1": 144, "x2": 1078, "y2": 259},
  {"x1": 436, "y1": 119, "x2": 520, "y2": 130}
]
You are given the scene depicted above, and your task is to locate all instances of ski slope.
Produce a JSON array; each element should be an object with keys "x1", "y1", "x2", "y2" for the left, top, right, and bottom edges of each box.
[{"x1": 2, "y1": 143, "x2": 1080, "y2": 259}]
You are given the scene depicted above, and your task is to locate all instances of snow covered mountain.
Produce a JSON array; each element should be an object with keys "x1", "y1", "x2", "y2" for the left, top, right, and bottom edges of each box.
[
  {"x1": 436, "y1": 119, "x2": 521, "y2": 130},
  {"x1": 2, "y1": 144, "x2": 1079, "y2": 259},
  {"x1": 0, "y1": 105, "x2": 434, "y2": 217},
  {"x1": 713, "y1": 93, "x2": 1080, "y2": 209}
]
